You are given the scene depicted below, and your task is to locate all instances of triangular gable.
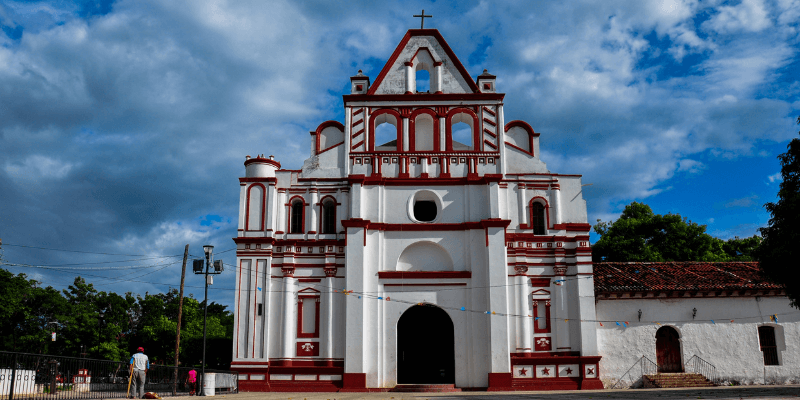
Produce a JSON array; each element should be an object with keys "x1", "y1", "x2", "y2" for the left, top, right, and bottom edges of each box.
[
  {"x1": 531, "y1": 289, "x2": 551, "y2": 297},
  {"x1": 298, "y1": 287, "x2": 321, "y2": 294},
  {"x1": 368, "y1": 29, "x2": 479, "y2": 95}
]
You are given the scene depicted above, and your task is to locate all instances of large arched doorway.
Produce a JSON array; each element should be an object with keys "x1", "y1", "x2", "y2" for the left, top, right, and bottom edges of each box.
[
  {"x1": 397, "y1": 305, "x2": 455, "y2": 384},
  {"x1": 655, "y1": 326, "x2": 683, "y2": 372}
]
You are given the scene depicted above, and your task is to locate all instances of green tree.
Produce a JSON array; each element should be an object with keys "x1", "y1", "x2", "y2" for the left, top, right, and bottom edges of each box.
[
  {"x1": 592, "y1": 202, "x2": 751, "y2": 262},
  {"x1": 757, "y1": 117, "x2": 800, "y2": 308}
]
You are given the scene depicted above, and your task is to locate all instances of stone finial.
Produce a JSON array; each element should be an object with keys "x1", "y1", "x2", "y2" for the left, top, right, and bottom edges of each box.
[{"x1": 246, "y1": 155, "x2": 251, "y2": 160}]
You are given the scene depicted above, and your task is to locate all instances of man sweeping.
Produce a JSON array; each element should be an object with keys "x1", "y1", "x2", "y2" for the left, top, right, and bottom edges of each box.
[{"x1": 129, "y1": 347, "x2": 149, "y2": 399}]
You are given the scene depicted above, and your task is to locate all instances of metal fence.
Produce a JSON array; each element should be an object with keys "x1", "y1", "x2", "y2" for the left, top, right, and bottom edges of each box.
[{"x1": 0, "y1": 351, "x2": 237, "y2": 400}]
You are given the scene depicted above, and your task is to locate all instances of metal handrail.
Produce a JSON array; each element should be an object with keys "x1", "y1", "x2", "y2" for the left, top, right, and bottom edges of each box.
[
  {"x1": 609, "y1": 355, "x2": 658, "y2": 389},
  {"x1": 684, "y1": 355, "x2": 718, "y2": 385}
]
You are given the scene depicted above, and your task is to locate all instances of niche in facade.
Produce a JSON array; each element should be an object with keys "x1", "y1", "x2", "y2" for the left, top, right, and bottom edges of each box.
[{"x1": 409, "y1": 190, "x2": 442, "y2": 223}]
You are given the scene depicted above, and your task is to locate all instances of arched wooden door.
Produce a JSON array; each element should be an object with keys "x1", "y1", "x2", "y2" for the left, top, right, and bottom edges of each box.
[{"x1": 655, "y1": 326, "x2": 683, "y2": 372}]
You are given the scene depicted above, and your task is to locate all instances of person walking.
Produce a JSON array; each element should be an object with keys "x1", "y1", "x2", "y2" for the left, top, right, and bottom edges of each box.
[
  {"x1": 129, "y1": 347, "x2": 149, "y2": 399},
  {"x1": 186, "y1": 369, "x2": 197, "y2": 395}
]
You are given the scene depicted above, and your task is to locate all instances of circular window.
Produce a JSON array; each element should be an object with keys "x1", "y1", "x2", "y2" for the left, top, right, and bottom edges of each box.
[{"x1": 408, "y1": 190, "x2": 442, "y2": 223}]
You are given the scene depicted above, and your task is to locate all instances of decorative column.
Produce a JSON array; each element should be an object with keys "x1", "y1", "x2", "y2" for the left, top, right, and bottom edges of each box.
[
  {"x1": 515, "y1": 266, "x2": 532, "y2": 351},
  {"x1": 551, "y1": 183, "x2": 562, "y2": 226},
  {"x1": 277, "y1": 189, "x2": 287, "y2": 234},
  {"x1": 433, "y1": 61, "x2": 443, "y2": 94},
  {"x1": 309, "y1": 189, "x2": 319, "y2": 236},
  {"x1": 553, "y1": 266, "x2": 570, "y2": 351},
  {"x1": 517, "y1": 183, "x2": 527, "y2": 228},
  {"x1": 404, "y1": 62, "x2": 414, "y2": 94},
  {"x1": 281, "y1": 266, "x2": 296, "y2": 360},
  {"x1": 323, "y1": 266, "x2": 337, "y2": 361}
]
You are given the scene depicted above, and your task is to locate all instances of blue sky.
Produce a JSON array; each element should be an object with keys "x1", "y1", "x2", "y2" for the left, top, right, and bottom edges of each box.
[{"x1": 0, "y1": 0, "x2": 798, "y2": 308}]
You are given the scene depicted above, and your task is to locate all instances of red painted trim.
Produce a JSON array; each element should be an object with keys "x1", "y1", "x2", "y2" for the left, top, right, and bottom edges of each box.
[
  {"x1": 529, "y1": 197, "x2": 551, "y2": 231},
  {"x1": 531, "y1": 278, "x2": 550, "y2": 287},
  {"x1": 446, "y1": 107, "x2": 480, "y2": 151},
  {"x1": 505, "y1": 120, "x2": 538, "y2": 156},
  {"x1": 297, "y1": 295, "x2": 320, "y2": 338},
  {"x1": 487, "y1": 373, "x2": 513, "y2": 391},
  {"x1": 252, "y1": 259, "x2": 259, "y2": 357},
  {"x1": 533, "y1": 299, "x2": 552, "y2": 334},
  {"x1": 345, "y1": 93, "x2": 504, "y2": 102},
  {"x1": 318, "y1": 141, "x2": 343, "y2": 155},
  {"x1": 368, "y1": 109, "x2": 403, "y2": 152},
  {"x1": 287, "y1": 196, "x2": 307, "y2": 234},
  {"x1": 315, "y1": 120, "x2": 345, "y2": 155},
  {"x1": 245, "y1": 183, "x2": 267, "y2": 231},
  {"x1": 298, "y1": 278, "x2": 322, "y2": 283},
  {"x1": 244, "y1": 157, "x2": 281, "y2": 169},
  {"x1": 318, "y1": 196, "x2": 338, "y2": 234},
  {"x1": 341, "y1": 219, "x2": 510, "y2": 231},
  {"x1": 383, "y1": 283, "x2": 467, "y2": 287},
  {"x1": 345, "y1": 174, "x2": 503, "y2": 186},
  {"x1": 341, "y1": 373, "x2": 367, "y2": 390},
  {"x1": 366, "y1": 29, "x2": 480, "y2": 95},
  {"x1": 352, "y1": 128, "x2": 364, "y2": 138},
  {"x1": 552, "y1": 223, "x2": 592, "y2": 232},
  {"x1": 408, "y1": 108, "x2": 440, "y2": 152},
  {"x1": 236, "y1": 258, "x2": 244, "y2": 357},
  {"x1": 483, "y1": 117, "x2": 496, "y2": 127},
  {"x1": 483, "y1": 127, "x2": 497, "y2": 138},
  {"x1": 378, "y1": 271, "x2": 471, "y2": 279},
  {"x1": 484, "y1": 139, "x2": 498, "y2": 149},
  {"x1": 482, "y1": 106, "x2": 496, "y2": 116},
  {"x1": 240, "y1": 177, "x2": 278, "y2": 183},
  {"x1": 353, "y1": 108, "x2": 363, "y2": 116}
]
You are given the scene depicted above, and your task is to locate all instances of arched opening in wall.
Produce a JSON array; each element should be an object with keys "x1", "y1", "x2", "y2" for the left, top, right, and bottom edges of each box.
[
  {"x1": 289, "y1": 200, "x2": 304, "y2": 234},
  {"x1": 397, "y1": 305, "x2": 454, "y2": 384},
  {"x1": 320, "y1": 200, "x2": 336, "y2": 234},
  {"x1": 414, "y1": 114, "x2": 435, "y2": 151},
  {"x1": 655, "y1": 326, "x2": 683, "y2": 373},
  {"x1": 409, "y1": 190, "x2": 442, "y2": 223},
  {"x1": 416, "y1": 68, "x2": 430, "y2": 93},
  {"x1": 451, "y1": 117, "x2": 473, "y2": 151},
  {"x1": 531, "y1": 202, "x2": 546, "y2": 235},
  {"x1": 374, "y1": 115, "x2": 398, "y2": 151}
]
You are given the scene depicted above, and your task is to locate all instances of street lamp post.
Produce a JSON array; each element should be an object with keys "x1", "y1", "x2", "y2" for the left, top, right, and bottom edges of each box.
[{"x1": 193, "y1": 245, "x2": 223, "y2": 396}]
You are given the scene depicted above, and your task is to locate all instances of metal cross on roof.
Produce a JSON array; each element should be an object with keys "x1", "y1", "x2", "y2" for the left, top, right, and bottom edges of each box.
[{"x1": 413, "y1": 9, "x2": 432, "y2": 29}]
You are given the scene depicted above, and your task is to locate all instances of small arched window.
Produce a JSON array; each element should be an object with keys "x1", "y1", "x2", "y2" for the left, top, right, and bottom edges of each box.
[
  {"x1": 321, "y1": 200, "x2": 336, "y2": 234},
  {"x1": 531, "y1": 202, "x2": 546, "y2": 235},
  {"x1": 290, "y1": 200, "x2": 304, "y2": 234},
  {"x1": 758, "y1": 326, "x2": 779, "y2": 365}
]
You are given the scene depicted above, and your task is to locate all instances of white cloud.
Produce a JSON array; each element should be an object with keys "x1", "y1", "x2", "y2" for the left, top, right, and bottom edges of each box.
[
  {"x1": 767, "y1": 172, "x2": 782, "y2": 183},
  {"x1": 4, "y1": 155, "x2": 75, "y2": 182},
  {"x1": 704, "y1": 0, "x2": 772, "y2": 34}
]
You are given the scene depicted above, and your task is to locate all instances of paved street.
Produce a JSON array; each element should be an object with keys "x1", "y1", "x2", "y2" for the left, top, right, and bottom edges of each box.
[{"x1": 197, "y1": 385, "x2": 800, "y2": 400}]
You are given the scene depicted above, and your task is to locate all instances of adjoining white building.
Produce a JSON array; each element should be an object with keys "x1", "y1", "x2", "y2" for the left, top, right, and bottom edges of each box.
[
  {"x1": 230, "y1": 29, "x2": 602, "y2": 392},
  {"x1": 595, "y1": 262, "x2": 800, "y2": 388}
]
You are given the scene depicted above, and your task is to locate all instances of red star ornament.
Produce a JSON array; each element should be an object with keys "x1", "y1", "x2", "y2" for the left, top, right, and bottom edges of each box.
[
  {"x1": 519, "y1": 368, "x2": 527, "y2": 376},
  {"x1": 541, "y1": 367, "x2": 550, "y2": 376},
  {"x1": 565, "y1": 367, "x2": 573, "y2": 375}
]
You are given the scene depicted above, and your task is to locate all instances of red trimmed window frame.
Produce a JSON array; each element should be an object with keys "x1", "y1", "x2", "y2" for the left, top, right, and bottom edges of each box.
[
  {"x1": 297, "y1": 295, "x2": 321, "y2": 339},
  {"x1": 533, "y1": 299, "x2": 551, "y2": 334},
  {"x1": 529, "y1": 197, "x2": 550, "y2": 234},
  {"x1": 318, "y1": 195, "x2": 339, "y2": 234},
  {"x1": 245, "y1": 183, "x2": 266, "y2": 231},
  {"x1": 408, "y1": 108, "x2": 440, "y2": 152},
  {"x1": 287, "y1": 196, "x2": 307, "y2": 234},
  {"x1": 445, "y1": 108, "x2": 480, "y2": 152},
  {"x1": 368, "y1": 109, "x2": 403, "y2": 152}
]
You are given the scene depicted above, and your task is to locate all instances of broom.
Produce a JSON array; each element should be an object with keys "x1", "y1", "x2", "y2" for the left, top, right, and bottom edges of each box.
[{"x1": 126, "y1": 364, "x2": 133, "y2": 398}]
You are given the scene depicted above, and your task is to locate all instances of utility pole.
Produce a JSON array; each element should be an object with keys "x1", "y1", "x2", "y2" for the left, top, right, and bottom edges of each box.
[
  {"x1": 172, "y1": 244, "x2": 189, "y2": 396},
  {"x1": 193, "y1": 245, "x2": 222, "y2": 396}
]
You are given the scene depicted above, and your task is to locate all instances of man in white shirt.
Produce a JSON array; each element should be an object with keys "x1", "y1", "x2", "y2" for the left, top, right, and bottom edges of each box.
[{"x1": 129, "y1": 347, "x2": 149, "y2": 399}]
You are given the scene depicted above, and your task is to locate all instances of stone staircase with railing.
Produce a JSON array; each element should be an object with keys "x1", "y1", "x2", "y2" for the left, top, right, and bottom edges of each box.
[{"x1": 643, "y1": 373, "x2": 715, "y2": 388}]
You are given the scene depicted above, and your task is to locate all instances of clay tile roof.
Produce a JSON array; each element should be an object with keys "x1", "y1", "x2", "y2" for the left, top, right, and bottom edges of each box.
[{"x1": 593, "y1": 262, "x2": 783, "y2": 294}]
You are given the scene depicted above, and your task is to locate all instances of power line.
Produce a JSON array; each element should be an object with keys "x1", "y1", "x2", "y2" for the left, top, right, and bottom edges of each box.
[{"x1": 0, "y1": 242, "x2": 185, "y2": 258}]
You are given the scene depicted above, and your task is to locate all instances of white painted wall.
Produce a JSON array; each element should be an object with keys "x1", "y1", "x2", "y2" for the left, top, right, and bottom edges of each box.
[{"x1": 597, "y1": 296, "x2": 800, "y2": 387}]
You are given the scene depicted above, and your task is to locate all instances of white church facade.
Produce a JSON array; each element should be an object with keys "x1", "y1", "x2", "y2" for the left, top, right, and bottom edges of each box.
[
  {"x1": 229, "y1": 29, "x2": 800, "y2": 392},
  {"x1": 230, "y1": 29, "x2": 602, "y2": 392}
]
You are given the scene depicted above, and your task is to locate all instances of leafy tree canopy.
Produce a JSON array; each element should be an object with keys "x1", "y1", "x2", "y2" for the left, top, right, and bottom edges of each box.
[
  {"x1": 0, "y1": 269, "x2": 233, "y2": 368},
  {"x1": 757, "y1": 117, "x2": 800, "y2": 308},
  {"x1": 593, "y1": 201, "x2": 760, "y2": 262}
]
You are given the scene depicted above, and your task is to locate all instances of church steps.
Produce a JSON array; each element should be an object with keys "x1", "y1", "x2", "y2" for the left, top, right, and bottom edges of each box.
[
  {"x1": 390, "y1": 384, "x2": 461, "y2": 392},
  {"x1": 643, "y1": 373, "x2": 714, "y2": 388}
]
